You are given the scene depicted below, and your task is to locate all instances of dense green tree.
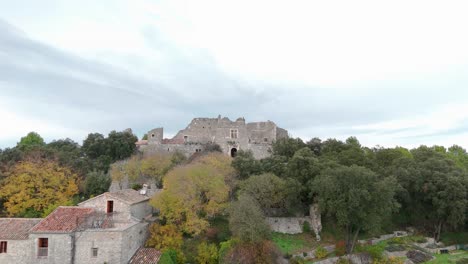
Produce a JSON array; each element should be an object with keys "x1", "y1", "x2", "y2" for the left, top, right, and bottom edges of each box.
[
  {"x1": 313, "y1": 165, "x2": 399, "y2": 253},
  {"x1": 260, "y1": 154, "x2": 288, "y2": 177},
  {"x1": 228, "y1": 194, "x2": 271, "y2": 243},
  {"x1": 271, "y1": 137, "x2": 306, "y2": 158},
  {"x1": 286, "y1": 147, "x2": 320, "y2": 184},
  {"x1": 238, "y1": 173, "x2": 296, "y2": 215},
  {"x1": 231, "y1": 150, "x2": 262, "y2": 179},
  {"x1": 105, "y1": 130, "x2": 138, "y2": 161},
  {"x1": 84, "y1": 171, "x2": 111, "y2": 197},
  {"x1": 17, "y1": 132, "x2": 45, "y2": 151}
]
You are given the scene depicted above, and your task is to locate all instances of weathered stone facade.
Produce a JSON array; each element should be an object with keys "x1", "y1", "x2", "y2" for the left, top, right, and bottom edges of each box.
[
  {"x1": 0, "y1": 190, "x2": 153, "y2": 264},
  {"x1": 138, "y1": 116, "x2": 288, "y2": 159}
]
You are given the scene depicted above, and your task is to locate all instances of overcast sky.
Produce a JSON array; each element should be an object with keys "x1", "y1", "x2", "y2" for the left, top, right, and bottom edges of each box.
[{"x1": 1, "y1": 0, "x2": 468, "y2": 149}]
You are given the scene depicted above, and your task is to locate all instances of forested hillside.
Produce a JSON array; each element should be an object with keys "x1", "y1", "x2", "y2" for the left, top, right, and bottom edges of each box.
[{"x1": 0, "y1": 132, "x2": 467, "y2": 263}]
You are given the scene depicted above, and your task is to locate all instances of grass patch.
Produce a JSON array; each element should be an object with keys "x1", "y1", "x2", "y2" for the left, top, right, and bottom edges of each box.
[
  {"x1": 427, "y1": 251, "x2": 468, "y2": 264},
  {"x1": 272, "y1": 232, "x2": 317, "y2": 255},
  {"x1": 356, "y1": 240, "x2": 388, "y2": 260}
]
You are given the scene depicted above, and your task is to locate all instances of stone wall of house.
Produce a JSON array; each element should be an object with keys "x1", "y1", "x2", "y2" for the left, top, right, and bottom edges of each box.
[
  {"x1": 29, "y1": 233, "x2": 73, "y2": 264},
  {"x1": 75, "y1": 229, "x2": 123, "y2": 264},
  {"x1": 130, "y1": 201, "x2": 153, "y2": 220},
  {"x1": 0, "y1": 239, "x2": 34, "y2": 264},
  {"x1": 119, "y1": 222, "x2": 149, "y2": 263},
  {"x1": 79, "y1": 194, "x2": 133, "y2": 222}
]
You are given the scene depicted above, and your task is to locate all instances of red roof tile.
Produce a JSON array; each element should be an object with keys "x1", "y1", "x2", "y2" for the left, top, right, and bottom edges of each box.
[
  {"x1": 0, "y1": 218, "x2": 42, "y2": 240},
  {"x1": 129, "y1": 248, "x2": 161, "y2": 264},
  {"x1": 30, "y1": 207, "x2": 94, "y2": 233}
]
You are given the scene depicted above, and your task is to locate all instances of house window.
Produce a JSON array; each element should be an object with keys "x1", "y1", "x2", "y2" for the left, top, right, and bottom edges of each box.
[
  {"x1": 230, "y1": 129, "x2": 238, "y2": 139},
  {"x1": 0, "y1": 241, "x2": 7, "y2": 253},
  {"x1": 107, "y1": 200, "x2": 114, "y2": 213},
  {"x1": 38, "y1": 238, "x2": 48, "y2": 257},
  {"x1": 184, "y1": 135, "x2": 188, "y2": 142},
  {"x1": 92, "y1": 247, "x2": 98, "y2": 257}
]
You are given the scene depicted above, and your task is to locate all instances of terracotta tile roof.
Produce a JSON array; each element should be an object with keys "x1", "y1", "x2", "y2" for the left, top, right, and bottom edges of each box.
[
  {"x1": 107, "y1": 189, "x2": 149, "y2": 205},
  {"x1": 0, "y1": 218, "x2": 42, "y2": 240},
  {"x1": 30, "y1": 207, "x2": 94, "y2": 233},
  {"x1": 129, "y1": 248, "x2": 161, "y2": 264}
]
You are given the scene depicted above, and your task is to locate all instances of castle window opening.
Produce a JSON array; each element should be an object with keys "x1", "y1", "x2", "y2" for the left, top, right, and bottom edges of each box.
[
  {"x1": 151, "y1": 133, "x2": 155, "y2": 138},
  {"x1": 264, "y1": 137, "x2": 268, "y2": 142},
  {"x1": 230, "y1": 129, "x2": 238, "y2": 139},
  {"x1": 231, "y1": 148, "x2": 238, "y2": 157},
  {"x1": 184, "y1": 135, "x2": 188, "y2": 142},
  {"x1": 92, "y1": 247, "x2": 98, "y2": 257}
]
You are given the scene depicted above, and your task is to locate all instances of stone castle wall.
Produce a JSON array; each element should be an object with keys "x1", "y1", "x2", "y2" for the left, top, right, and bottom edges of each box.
[{"x1": 140, "y1": 116, "x2": 287, "y2": 159}]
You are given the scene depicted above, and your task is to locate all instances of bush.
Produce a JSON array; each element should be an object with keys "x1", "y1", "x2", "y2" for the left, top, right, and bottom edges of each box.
[
  {"x1": 302, "y1": 221, "x2": 311, "y2": 233},
  {"x1": 290, "y1": 256, "x2": 307, "y2": 264},
  {"x1": 385, "y1": 244, "x2": 406, "y2": 252},
  {"x1": 336, "y1": 258, "x2": 351, "y2": 264},
  {"x1": 131, "y1": 183, "x2": 143, "y2": 190},
  {"x1": 366, "y1": 245, "x2": 385, "y2": 260},
  {"x1": 373, "y1": 257, "x2": 404, "y2": 264},
  {"x1": 414, "y1": 237, "x2": 427, "y2": 243},
  {"x1": 196, "y1": 242, "x2": 218, "y2": 264},
  {"x1": 456, "y1": 258, "x2": 468, "y2": 264},
  {"x1": 159, "y1": 251, "x2": 175, "y2": 264},
  {"x1": 314, "y1": 246, "x2": 328, "y2": 259}
]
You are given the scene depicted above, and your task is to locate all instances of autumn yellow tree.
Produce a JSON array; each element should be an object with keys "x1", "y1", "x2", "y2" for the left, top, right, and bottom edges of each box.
[
  {"x1": 151, "y1": 153, "x2": 231, "y2": 236},
  {"x1": 0, "y1": 160, "x2": 79, "y2": 217}
]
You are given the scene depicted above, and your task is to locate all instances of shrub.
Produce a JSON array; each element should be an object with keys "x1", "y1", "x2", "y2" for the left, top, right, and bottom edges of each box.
[
  {"x1": 414, "y1": 237, "x2": 427, "y2": 243},
  {"x1": 314, "y1": 246, "x2": 328, "y2": 259},
  {"x1": 366, "y1": 245, "x2": 385, "y2": 260},
  {"x1": 290, "y1": 256, "x2": 307, "y2": 264},
  {"x1": 196, "y1": 242, "x2": 218, "y2": 264},
  {"x1": 336, "y1": 258, "x2": 351, "y2": 264},
  {"x1": 335, "y1": 240, "x2": 346, "y2": 256},
  {"x1": 303, "y1": 252, "x2": 308, "y2": 257},
  {"x1": 131, "y1": 183, "x2": 143, "y2": 190},
  {"x1": 373, "y1": 257, "x2": 404, "y2": 264},
  {"x1": 302, "y1": 221, "x2": 311, "y2": 233},
  {"x1": 385, "y1": 244, "x2": 406, "y2": 252},
  {"x1": 456, "y1": 258, "x2": 468, "y2": 264}
]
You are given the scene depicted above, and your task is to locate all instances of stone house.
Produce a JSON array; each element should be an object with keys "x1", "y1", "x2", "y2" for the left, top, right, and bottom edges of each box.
[
  {"x1": 137, "y1": 116, "x2": 289, "y2": 159},
  {"x1": 0, "y1": 218, "x2": 41, "y2": 264},
  {"x1": 0, "y1": 189, "x2": 155, "y2": 264}
]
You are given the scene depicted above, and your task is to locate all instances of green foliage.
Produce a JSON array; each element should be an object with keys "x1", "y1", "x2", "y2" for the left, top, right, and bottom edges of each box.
[
  {"x1": 302, "y1": 221, "x2": 311, "y2": 233},
  {"x1": 159, "y1": 251, "x2": 175, "y2": 264},
  {"x1": 17, "y1": 132, "x2": 45, "y2": 151},
  {"x1": 356, "y1": 241, "x2": 387, "y2": 261},
  {"x1": 218, "y1": 239, "x2": 238, "y2": 262},
  {"x1": 238, "y1": 173, "x2": 294, "y2": 214},
  {"x1": 196, "y1": 242, "x2": 218, "y2": 264},
  {"x1": 290, "y1": 256, "x2": 307, "y2": 264},
  {"x1": 84, "y1": 171, "x2": 111, "y2": 197},
  {"x1": 228, "y1": 194, "x2": 270, "y2": 243},
  {"x1": 271, "y1": 233, "x2": 309, "y2": 255},
  {"x1": 440, "y1": 232, "x2": 468, "y2": 245},
  {"x1": 312, "y1": 165, "x2": 399, "y2": 253},
  {"x1": 272, "y1": 138, "x2": 306, "y2": 158},
  {"x1": 314, "y1": 246, "x2": 328, "y2": 259},
  {"x1": 231, "y1": 150, "x2": 261, "y2": 179}
]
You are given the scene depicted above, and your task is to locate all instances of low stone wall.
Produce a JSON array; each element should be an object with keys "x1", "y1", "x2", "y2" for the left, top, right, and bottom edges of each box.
[
  {"x1": 358, "y1": 231, "x2": 409, "y2": 245},
  {"x1": 266, "y1": 217, "x2": 308, "y2": 234},
  {"x1": 312, "y1": 253, "x2": 372, "y2": 264}
]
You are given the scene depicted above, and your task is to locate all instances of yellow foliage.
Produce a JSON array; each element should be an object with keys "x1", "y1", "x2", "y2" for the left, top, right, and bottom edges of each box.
[
  {"x1": 0, "y1": 161, "x2": 79, "y2": 216},
  {"x1": 151, "y1": 153, "x2": 231, "y2": 236},
  {"x1": 145, "y1": 223, "x2": 183, "y2": 251}
]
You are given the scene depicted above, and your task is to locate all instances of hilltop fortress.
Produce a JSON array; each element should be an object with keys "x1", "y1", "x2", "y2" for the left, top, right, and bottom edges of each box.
[{"x1": 136, "y1": 116, "x2": 288, "y2": 159}]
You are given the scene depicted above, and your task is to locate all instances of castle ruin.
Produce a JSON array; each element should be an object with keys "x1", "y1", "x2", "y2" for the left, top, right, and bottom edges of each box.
[{"x1": 136, "y1": 116, "x2": 288, "y2": 159}]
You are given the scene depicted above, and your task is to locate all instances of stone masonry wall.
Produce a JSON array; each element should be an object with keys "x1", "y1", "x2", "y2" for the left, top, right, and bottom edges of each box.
[
  {"x1": 75, "y1": 229, "x2": 123, "y2": 264},
  {"x1": 29, "y1": 233, "x2": 73, "y2": 264},
  {"x1": 0, "y1": 239, "x2": 34, "y2": 264}
]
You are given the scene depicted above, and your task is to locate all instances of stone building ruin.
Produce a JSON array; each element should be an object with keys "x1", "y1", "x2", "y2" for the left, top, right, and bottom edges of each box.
[{"x1": 136, "y1": 116, "x2": 288, "y2": 159}]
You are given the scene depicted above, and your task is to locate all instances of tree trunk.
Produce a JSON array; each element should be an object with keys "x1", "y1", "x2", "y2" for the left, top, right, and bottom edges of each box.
[
  {"x1": 434, "y1": 220, "x2": 443, "y2": 242},
  {"x1": 345, "y1": 226, "x2": 361, "y2": 254}
]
